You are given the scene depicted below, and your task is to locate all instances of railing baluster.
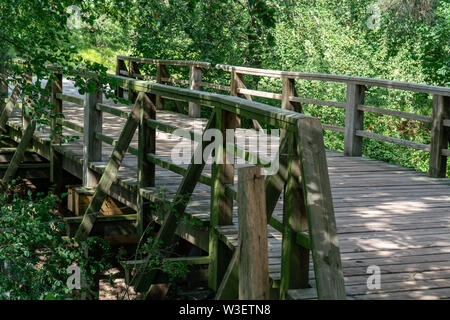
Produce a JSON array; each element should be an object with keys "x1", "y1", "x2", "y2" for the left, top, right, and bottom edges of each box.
[
  {"x1": 429, "y1": 95, "x2": 449, "y2": 178},
  {"x1": 344, "y1": 83, "x2": 366, "y2": 156},
  {"x1": 83, "y1": 81, "x2": 103, "y2": 188}
]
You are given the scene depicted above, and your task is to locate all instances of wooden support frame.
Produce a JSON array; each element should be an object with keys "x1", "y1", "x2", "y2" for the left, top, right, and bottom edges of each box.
[
  {"x1": 429, "y1": 95, "x2": 449, "y2": 178},
  {"x1": 132, "y1": 111, "x2": 217, "y2": 295},
  {"x1": 75, "y1": 93, "x2": 144, "y2": 242}
]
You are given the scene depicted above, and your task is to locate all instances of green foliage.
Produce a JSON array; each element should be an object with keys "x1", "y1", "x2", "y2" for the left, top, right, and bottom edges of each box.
[
  {"x1": 0, "y1": 184, "x2": 112, "y2": 299},
  {"x1": 0, "y1": 0, "x2": 127, "y2": 142},
  {"x1": 120, "y1": 0, "x2": 447, "y2": 174}
]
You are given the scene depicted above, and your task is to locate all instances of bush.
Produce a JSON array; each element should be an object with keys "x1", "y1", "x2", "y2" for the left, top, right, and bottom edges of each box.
[{"x1": 0, "y1": 183, "x2": 112, "y2": 300}]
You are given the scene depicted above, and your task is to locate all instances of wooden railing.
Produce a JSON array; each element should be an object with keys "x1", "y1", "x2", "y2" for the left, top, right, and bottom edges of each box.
[
  {"x1": 0, "y1": 66, "x2": 347, "y2": 299},
  {"x1": 117, "y1": 55, "x2": 450, "y2": 178}
]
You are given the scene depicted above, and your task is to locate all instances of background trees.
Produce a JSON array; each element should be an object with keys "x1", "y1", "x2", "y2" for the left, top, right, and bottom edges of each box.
[{"x1": 1, "y1": 0, "x2": 448, "y2": 171}]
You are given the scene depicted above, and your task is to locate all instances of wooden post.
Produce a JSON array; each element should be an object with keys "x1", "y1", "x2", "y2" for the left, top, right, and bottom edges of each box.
[
  {"x1": 83, "y1": 81, "x2": 103, "y2": 188},
  {"x1": 282, "y1": 76, "x2": 303, "y2": 113},
  {"x1": 208, "y1": 107, "x2": 235, "y2": 291},
  {"x1": 0, "y1": 64, "x2": 8, "y2": 114},
  {"x1": 344, "y1": 83, "x2": 365, "y2": 156},
  {"x1": 296, "y1": 117, "x2": 346, "y2": 299},
  {"x1": 51, "y1": 73, "x2": 63, "y2": 142},
  {"x1": 280, "y1": 131, "x2": 310, "y2": 299},
  {"x1": 1, "y1": 120, "x2": 36, "y2": 189},
  {"x1": 50, "y1": 72, "x2": 64, "y2": 191},
  {"x1": 75, "y1": 94, "x2": 144, "y2": 242},
  {"x1": 238, "y1": 166, "x2": 269, "y2": 300},
  {"x1": 230, "y1": 69, "x2": 262, "y2": 130},
  {"x1": 128, "y1": 61, "x2": 141, "y2": 103},
  {"x1": 22, "y1": 71, "x2": 32, "y2": 129},
  {"x1": 0, "y1": 85, "x2": 20, "y2": 132},
  {"x1": 188, "y1": 65, "x2": 202, "y2": 118},
  {"x1": 137, "y1": 93, "x2": 156, "y2": 236},
  {"x1": 429, "y1": 95, "x2": 449, "y2": 178},
  {"x1": 115, "y1": 57, "x2": 127, "y2": 98},
  {"x1": 155, "y1": 63, "x2": 166, "y2": 110}
]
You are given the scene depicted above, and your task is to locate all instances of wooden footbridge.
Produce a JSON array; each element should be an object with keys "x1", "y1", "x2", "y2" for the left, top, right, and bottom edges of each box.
[{"x1": 1, "y1": 56, "x2": 449, "y2": 300}]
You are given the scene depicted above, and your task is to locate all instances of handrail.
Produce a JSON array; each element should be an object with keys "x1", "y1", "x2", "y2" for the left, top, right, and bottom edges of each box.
[
  {"x1": 118, "y1": 55, "x2": 450, "y2": 96},
  {"x1": 113, "y1": 75, "x2": 309, "y2": 129},
  {"x1": 115, "y1": 55, "x2": 450, "y2": 178}
]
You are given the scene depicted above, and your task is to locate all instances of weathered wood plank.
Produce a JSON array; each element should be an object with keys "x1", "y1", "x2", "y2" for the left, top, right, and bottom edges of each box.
[
  {"x1": 296, "y1": 117, "x2": 346, "y2": 299},
  {"x1": 344, "y1": 83, "x2": 365, "y2": 156},
  {"x1": 238, "y1": 166, "x2": 269, "y2": 300}
]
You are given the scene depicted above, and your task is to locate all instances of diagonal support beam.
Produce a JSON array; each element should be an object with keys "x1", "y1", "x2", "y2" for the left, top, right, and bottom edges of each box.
[
  {"x1": 1, "y1": 120, "x2": 36, "y2": 189},
  {"x1": 0, "y1": 85, "x2": 21, "y2": 132},
  {"x1": 133, "y1": 111, "x2": 216, "y2": 294},
  {"x1": 74, "y1": 93, "x2": 145, "y2": 242},
  {"x1": 265, "y1": 133, "x2": 289, "y2": 221}
]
